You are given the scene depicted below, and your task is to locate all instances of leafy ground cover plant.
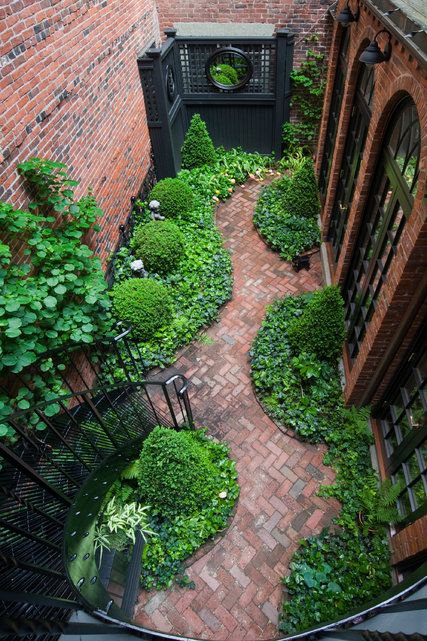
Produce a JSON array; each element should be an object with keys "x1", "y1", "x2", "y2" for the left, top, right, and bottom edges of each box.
[
  {"x1": 111, "y1": 147, "x2": 270, "y2": 371},
  {"x1": 0, "y1": 159, "x2": 112, "y2": 439},
  {"x1": 253, "y1": 156, "x2": 320, "y2": 261},
  {"x1": 250, "y1": 288, "x2": 392, "y2": 633}
]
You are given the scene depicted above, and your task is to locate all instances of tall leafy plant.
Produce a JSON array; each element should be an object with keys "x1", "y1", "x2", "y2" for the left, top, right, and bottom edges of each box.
[{"x1": 0, "y1": 158, "x2": 112, "y2": 439}]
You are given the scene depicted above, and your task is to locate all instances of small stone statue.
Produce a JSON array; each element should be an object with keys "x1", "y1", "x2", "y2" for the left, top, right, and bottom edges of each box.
[{"x1": 149, "y1": 199, "x2": 165, "y2": 221}]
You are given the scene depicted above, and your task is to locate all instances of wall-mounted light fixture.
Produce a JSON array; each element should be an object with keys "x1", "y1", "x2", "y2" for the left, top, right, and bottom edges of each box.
[
  {"x1": 359, "y1": 29, "x2": 392, "y2": 65},
  {"x1": 336, "y1": 0, "x2": 360, "y2": 27}
]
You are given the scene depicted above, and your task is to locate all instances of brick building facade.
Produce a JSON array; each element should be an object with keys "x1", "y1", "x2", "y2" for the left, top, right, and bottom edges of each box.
[
  {"x1": 0, "y1": 0, "x2": 160, "y2": 260},
  {"x1": 316, "y1": 0, "x2": 427, "y2": 569},
  {"x1": 155, "y1": 0, "x2": 334, "y2": 64}
]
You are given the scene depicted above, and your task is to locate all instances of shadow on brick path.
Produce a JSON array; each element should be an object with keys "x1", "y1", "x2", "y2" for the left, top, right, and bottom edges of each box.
[{"x1": 134, "y1": 178, "x2": 340, "y2": 640}]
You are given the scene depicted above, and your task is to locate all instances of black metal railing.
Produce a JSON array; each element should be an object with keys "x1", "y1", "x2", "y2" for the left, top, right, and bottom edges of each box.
[
  {"x1": 0, "y1": 327, "x2": 193, "y2": 640},
  {"x1": 105, "y1": 163, "x2": 156, "y2": 288}
]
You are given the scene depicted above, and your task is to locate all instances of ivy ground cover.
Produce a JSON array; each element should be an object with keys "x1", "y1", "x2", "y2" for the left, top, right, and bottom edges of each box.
[{"x1": 250, "y1": 288, "x2": 391, "y2": 633}]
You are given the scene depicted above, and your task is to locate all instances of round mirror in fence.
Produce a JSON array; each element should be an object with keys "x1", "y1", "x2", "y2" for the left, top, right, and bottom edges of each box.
[
  {"x1": 206, "y1": 47, "x2": 253, "y2": 90},
  {"x1": 165, "y1": 65, "x2": 176, "y2": 102}
]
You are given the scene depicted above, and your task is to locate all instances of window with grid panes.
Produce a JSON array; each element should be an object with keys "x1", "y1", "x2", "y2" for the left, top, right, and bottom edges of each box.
[
  {"x1": 375, "y1": 331, "x2": 427, "y2": 526},
  {"x1": 344, "y1": 97, "x2": 420, "y2": 360},
  {"x1": 318, "y1": 28, "x2": 349, "y2": 197},
  {"x1": 328, "y1": 64, "x2": 375, "y2": 262}
]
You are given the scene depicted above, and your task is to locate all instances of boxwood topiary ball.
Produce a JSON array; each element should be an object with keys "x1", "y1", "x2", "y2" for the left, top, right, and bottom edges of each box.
[
  {"x1": 132, "y1": 220, "x2": 185, "y2": 275},
  {"x1": 110, "y1": 278, "x2": 173, "y2": 341},
  {"x1": 149, "y1": 178, "x2": 194, "y2": 219}
]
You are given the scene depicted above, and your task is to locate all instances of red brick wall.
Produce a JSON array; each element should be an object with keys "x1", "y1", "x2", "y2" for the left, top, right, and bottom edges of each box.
[
  {"x1": 316, "y1": 0, "x2": 427, "y2": 406},
  {"x1": 155, "y1": 0, "x2": 335, "y2": 65},
  {"x1": 0, "y1": 0, "x2": 160, "y2": 262}
]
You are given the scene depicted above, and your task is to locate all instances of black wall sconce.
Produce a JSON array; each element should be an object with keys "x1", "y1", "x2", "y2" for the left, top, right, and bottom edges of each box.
[
  {"x1": 336, "y1": 0, "x2": 360, "y2": 26},
  {"x1": 359, "y1": 30, "x2": 392, "y2": 65}
]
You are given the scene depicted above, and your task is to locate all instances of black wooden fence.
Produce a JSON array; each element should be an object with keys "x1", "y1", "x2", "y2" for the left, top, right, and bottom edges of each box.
[{"x1": 137, "y1": 28, "x2": 294, "y2": 178}]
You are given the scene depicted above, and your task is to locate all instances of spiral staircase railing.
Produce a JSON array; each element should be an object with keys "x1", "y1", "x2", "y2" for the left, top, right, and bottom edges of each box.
[{"x1": 0, "y1": 329, "x2": 426, "y2": 640}]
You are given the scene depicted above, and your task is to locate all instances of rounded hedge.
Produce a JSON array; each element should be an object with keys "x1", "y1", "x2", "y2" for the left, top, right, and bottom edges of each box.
[
  {"x1": 282, "y1": 158, "x2": 320, "y2": 220},
  {"x1": 287, "y1": 285, "x2": 345, "y2": 362},
  {"x1": 149, "y1": 178, "x2": 194, "y2": 219},
  {"x1": 110, "y1": 278, "x2": 173, "y2": 341},
  {"x1": 132, "y1": 220, "x2": 185, "y2": 275},
  {"x1": 138, "y1": 426, "x2": 218, "y2": 518},
  {"x1": 181, "y1": 114, "x2": 217, "y2": 170}
]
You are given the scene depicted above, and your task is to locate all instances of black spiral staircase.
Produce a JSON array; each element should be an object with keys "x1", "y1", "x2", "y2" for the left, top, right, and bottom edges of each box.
[{"x1": 0, "y1": 329, "x2": 426, "y2": 641}]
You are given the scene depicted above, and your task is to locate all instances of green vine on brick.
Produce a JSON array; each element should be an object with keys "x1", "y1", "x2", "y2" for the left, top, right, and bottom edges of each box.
[
  {"x1": 283, "y1": 40, "x2": 327, "y2": 154},
  {"x1": 0, "y1": 158, "x2": 112, "y2": 440}
]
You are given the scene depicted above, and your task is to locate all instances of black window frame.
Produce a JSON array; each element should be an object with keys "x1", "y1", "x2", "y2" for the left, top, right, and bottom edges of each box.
[
  {"x1": 344, "y1": 97, "x2": 421, "y2": 361},
  {"x1": 318, "y1": 28, "x2": 349, "y2": 198},
  {"x1": 328, "y1": 63, "x2": 375, "y2": 262},
  {"x1": 374, "y1": 329, "x2": 427, "y2": 527}
]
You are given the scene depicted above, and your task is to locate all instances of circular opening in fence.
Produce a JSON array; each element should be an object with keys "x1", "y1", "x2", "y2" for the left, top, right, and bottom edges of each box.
[
  {"x1": 165, "y1": 65, "x2": 176, "y2": 102},
  {"x1": 206, "y1": 47, "x2": 252, "y2": 90}
]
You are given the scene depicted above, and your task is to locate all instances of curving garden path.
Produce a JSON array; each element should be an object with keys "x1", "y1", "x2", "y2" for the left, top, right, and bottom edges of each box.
[{"x1": 134, "y1": 178, "x2": 340, "y2": 640}]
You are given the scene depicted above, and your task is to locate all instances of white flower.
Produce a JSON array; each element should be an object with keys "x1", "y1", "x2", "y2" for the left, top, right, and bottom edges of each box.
[{"x1": 218, "y1": 491, "x2": 227, "y2": 499}]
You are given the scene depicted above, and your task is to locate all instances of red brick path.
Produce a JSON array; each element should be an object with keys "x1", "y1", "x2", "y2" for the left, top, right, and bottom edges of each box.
[{"x1": 134, "y1": 179, "x2": 340, "y2": 639}]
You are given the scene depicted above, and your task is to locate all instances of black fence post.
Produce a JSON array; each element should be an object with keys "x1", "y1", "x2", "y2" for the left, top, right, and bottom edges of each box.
[
  {"x1": 274, "y1": 28, "x2": 294, "y2": 159},
  {"x1": 137, "y1": 38, "x2": 179, "y2": 179}
]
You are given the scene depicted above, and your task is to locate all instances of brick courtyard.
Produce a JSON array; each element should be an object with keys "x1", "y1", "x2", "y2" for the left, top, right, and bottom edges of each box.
[{"x1": 134, "y1": 178, "x2": 340, "y2": 639}]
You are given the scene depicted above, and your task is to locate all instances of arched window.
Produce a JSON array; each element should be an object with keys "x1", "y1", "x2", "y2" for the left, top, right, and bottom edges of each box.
[
  {"x1": 328, "y1": 63, "x2": 375, "y2": 261},
  {"x1": 318, "y1": 28, "x2": 349, "y2": 197},
  {"x1": 344, "y1": 97, "x2": 421, "y2": 361}
]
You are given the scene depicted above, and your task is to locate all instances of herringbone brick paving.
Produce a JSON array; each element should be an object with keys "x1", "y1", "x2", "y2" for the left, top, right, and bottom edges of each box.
[{"x1": 134, "y1": 178, "x2": 340, "y2": 639}]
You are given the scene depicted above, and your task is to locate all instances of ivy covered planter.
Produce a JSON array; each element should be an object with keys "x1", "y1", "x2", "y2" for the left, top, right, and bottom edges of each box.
[
  {"x1": 253, "y1": 155, "x2": 320, "y2": 262},
  {"x1": 250, "y1": 287, "x2": 393, "y2": 634}
]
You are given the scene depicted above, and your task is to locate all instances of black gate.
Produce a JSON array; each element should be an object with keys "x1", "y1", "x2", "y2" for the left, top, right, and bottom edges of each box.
[{"x1": 137, "y1": 27, "x2": 293, "y2": 178}]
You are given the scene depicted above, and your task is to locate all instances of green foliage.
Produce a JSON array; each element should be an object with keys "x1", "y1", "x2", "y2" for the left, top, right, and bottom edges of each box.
[
  {"x1": 253, "y1": 179, "x2": 319, "y2": 261},
  {"x1": 138, "y1": 427, "x2": 220, "y2": 519},
  {"x1": 149, "y1": 178, "x2": 194, "y2": 219},
  {"x1": 251, "y1": 292, "x2": 393, "y2": 632},
  {"x1": 110, "y1": 148, "x2": 271, "y2": 371},
  {"x1": 283, "y1": 45, "x2": 327, "y2": 153},
  {"x1": 94, "y1": 497, "x2": 156, "y2": 561},
  {"x1": 280, "y1": 530, "x2": 391, "y2": 633},
  {"x1": 210, "y1": 63, "x2": 238, "y2": 85},
  {"x1": 138, "y1": 428, "x2": 239, "y2": 590},
  {"x1": 281, "y1": 158, "x2": 320, "y2": 220},
  {"x1": 287, "y1": 286, "x2": 345, "y2": 362},
  {"x1": 132, "y1": 220, "x2": 185, "y2": 275},
  {"x1": 181, "y1": 114, "x2": 217, "y2": 170},
  {"x1": 0, "y1": 158, "x2": 111, "y2": 439},
  {"x1": 110, "y1": 278, "x2": 173, "y2": 341},
  {"x1": 358, "y1": 477, "x2": 404, "y2": 536}
]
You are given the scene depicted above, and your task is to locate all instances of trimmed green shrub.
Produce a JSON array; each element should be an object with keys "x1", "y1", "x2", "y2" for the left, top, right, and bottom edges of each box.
[
  {"x1": 110, "y1": 278, "x2": 173, "y2": 340},
  {"x1": 282, "y1": 158, "x2": 320, "y2": 219},
  {"x1": 138, "y1": 426, "x2": 219, "y2": 519},
  {"x1": 132, "y1": 220, "x2": 185, "y2": 275},
  {"x1": 181, "y1": 114, "x2": 217, "y2": 170},
  {"x1": 149, "y1": 178, "x2": 194, "y2": 219},
  {"x1": 287, "y1": 285, "x2": 345, "y2": 362},
  {"x1": 210, "y1": 63, "x2": 239, "y2": 85}
]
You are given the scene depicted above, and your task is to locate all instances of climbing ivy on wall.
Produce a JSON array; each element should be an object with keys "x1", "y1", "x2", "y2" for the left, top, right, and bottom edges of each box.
[
  {"x1": 0, "y1": 158, "x2": 112, "y2": 439},
  {"x1": 283, "y1": 38, "x2": 327, "y2": 154}
]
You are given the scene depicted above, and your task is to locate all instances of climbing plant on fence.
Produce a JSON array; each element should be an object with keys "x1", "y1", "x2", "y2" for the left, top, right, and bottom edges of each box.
[
  {"x1": 0, "y1": 158, "x2": 112, "y2": 439},
  {"x1": 283, "y1": 40, "x2": 327, "y2": 153}
]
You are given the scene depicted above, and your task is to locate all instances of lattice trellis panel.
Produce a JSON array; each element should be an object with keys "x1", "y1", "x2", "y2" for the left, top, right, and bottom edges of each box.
[{"x1": 178, "y1": 42, "x2": 276, "y2": 95}]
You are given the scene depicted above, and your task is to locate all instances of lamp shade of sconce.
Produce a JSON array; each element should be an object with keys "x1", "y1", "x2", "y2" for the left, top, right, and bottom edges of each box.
[
  {"x1": 359, "y1": 30, "x2": 392, "y2": 65},
  {"x1": 336, "y1": 0, "x2": 360, "y2": 26}
]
